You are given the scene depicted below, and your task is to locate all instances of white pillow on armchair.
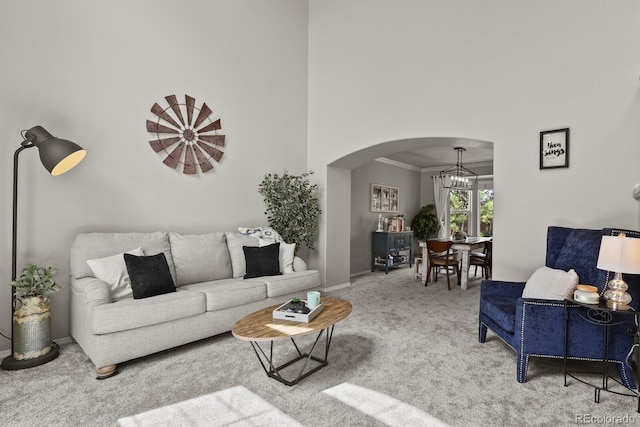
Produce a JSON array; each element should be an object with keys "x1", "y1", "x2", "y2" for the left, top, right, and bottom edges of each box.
[{"x1": 521, "y1": 266, "x2": 579, "y2": 300}]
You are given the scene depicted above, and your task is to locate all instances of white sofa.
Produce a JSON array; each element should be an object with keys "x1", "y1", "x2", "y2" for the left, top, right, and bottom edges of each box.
[{"x1": 69, "y1": 231, "x2": 321, "y2": 378}]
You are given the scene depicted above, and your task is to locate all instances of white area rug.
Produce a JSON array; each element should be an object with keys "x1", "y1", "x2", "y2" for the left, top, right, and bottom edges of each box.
[
  {"x1": 323, "y1": 383, "x2": 450, "y2": 427},
  {"x1": 117, "y1": 385, "x2": 302, "y2": 427}
]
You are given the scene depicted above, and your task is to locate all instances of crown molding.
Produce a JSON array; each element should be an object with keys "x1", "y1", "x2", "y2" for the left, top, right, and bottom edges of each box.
[
  {"x1": 374, "y1": 157, "x2": 422, "y2": 172},
  {"x1": 374, "y1": 157, "x2": 493, "y2": 173}
]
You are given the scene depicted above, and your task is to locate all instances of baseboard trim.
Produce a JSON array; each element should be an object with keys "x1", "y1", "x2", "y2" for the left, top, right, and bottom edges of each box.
[
  {"x1": 324, "y1": 282, "x2": 351, "y2": 292},
  {"x1": 350, "y1": 270, "x2": 372, "y2": 278}
]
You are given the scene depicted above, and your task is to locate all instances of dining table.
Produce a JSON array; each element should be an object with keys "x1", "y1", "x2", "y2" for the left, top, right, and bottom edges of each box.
[{"x1": 421, "y1": 236, "x2": 492, "y2": 290}]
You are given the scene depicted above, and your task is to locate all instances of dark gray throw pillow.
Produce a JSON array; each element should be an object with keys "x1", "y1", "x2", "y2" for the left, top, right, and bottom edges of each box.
[
  {"x1": 124, "y1": 253, "x2": 176, "y2": 299},
  {"x1": 243, "y1": 243, "x2": 282, "y2": 279}
]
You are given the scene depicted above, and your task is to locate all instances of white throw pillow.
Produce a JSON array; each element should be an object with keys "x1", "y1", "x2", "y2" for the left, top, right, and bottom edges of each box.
[
  {"x1": 293, "y1": 256, "x2": 308, "y2": 272},
  {"x1": 279, "y1": 242, "x2": 296, "y2": 274},
  {"x1": 225, "y1": 232, "x2": 259, "y2": 278},
  {"x1": 238, "y1": 226, "x2": 283, "y2": 246},
  {"x1": 522, "y1": 266, "x2": 579, "y2": 300},
  {"x1": 86, "y1": 247, "x2": 144, "y2": 300}
]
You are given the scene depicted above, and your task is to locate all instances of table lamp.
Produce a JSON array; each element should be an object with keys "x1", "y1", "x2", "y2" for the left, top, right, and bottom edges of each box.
[
  {"x1": 596, "y1": 233, "x2": 640, "y2": 310},
  {"x1": 1, "y1": 125, "x2": 86, "y2": 370}
]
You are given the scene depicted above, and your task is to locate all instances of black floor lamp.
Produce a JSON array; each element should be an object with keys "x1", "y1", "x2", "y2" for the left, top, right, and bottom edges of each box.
[{"x1": 1, "y1": 125, "x2": 86, "y2": 370}]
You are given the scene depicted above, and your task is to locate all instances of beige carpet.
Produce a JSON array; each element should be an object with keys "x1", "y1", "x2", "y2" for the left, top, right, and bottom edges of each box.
[{"x1": 1, "y1": 268, "x2": 638, "y2": 426}]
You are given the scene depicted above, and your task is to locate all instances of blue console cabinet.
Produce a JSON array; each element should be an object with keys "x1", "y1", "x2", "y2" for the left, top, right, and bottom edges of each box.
[{"x1": 371, "y1": 231, "x2": 413, "y2": 273}]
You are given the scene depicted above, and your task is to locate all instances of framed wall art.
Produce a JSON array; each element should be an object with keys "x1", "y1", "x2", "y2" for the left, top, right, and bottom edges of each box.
[
  {"x1": 371, "y1": 184, "x2": 399, "y2": 213},
  {"x1": 540, "y1": 128, "x2": 569, "y2": 170}
]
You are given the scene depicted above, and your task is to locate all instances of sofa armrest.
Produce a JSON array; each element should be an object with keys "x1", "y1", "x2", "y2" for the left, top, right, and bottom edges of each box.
[
  {"x1": 71, "y1": 277, "x2": 112, "y2": 307},
  {"x1": 480, "y1": 279, "x2": 525, "y2": 299}
]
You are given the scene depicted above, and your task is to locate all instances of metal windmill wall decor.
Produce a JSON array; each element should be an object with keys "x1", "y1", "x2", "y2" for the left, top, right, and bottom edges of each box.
[{"x1": 146, "y1": 94, "x2": 225, "y2": 174}]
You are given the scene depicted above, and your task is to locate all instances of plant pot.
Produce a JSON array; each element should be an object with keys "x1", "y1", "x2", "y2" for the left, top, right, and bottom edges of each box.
[{"x1": 13, "y1": 295, "x2": 52, "y2": 360}]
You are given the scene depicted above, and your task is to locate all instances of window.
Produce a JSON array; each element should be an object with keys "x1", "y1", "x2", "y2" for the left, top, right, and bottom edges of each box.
[
  {"x1": 478, "y1": 188, "x2": 494, "y2": 237},
  {"x1": 445, "y1": 176, "x2": 493, "y2": 237},
  {"x1": 477, "y1": 177, "x2": 493, "y2": 237},
  {"x1": 450, "y1": 189, "x2": 471, "y2": 235}
]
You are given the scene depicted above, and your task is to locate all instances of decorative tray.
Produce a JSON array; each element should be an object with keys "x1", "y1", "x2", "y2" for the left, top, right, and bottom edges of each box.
[{"x1": 273, "y1": 300, "x2": 324, "y2": 323}]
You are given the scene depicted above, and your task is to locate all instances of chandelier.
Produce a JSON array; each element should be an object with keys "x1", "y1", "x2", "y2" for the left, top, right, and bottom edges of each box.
[{"x1": 439, "y1": 147, "x2": 478, "y2": 191}]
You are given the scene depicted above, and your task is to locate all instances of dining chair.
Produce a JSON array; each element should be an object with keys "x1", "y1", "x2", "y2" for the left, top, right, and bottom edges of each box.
[
  {"x1": 470, "y1": 241, "x2": 492, "y2": 279},
  {"x1": 425, "y1": 240, "x2": 460, "y2": 290}
]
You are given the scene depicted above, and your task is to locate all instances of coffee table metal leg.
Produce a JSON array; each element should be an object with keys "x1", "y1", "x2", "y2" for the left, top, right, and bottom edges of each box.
[{"x1": 248, "y1": 326, "x2": 335, "y2": 386}]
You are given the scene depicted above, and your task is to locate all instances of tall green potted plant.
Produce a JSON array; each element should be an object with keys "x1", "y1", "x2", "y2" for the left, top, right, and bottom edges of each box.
[
  {"x1": 9, "y1": 265, "x2": 60, "y2": 360},
  {"x1": 258, "y1": 170, "x2": 321, "y2": 251},
  {"x1": 411, "y1": 204, "x2": 440, "y2": 242}
]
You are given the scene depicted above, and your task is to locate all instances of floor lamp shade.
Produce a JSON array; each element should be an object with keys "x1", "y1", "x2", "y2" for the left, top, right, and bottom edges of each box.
[
  {"x1": 25, "y1": 125, "x2": 87, "y2": 175},
  {"x1": 1, "y1": 125, "x2": 86, "y2": 371}
]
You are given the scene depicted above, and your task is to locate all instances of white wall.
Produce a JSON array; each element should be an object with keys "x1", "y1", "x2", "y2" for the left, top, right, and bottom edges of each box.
[
  {"x1": 0, "y1": 0, "x2": 309, "y2": 352},
  {"x1": 309, "y1": 0, "x2": 640, "y2": 286}
]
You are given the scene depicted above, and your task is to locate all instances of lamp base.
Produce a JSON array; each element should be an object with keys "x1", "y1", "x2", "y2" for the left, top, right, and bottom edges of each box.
[
  {"x1": 605, "y1": 300, "x2": 632, "y2": 311},
  {"x1": 1, "y1": 342, "x2": 59, "y2": 370}
]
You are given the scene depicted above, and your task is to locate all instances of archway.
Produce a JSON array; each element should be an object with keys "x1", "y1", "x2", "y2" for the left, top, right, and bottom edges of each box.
[{"x1": 323, "y1": 137, "x2": 493, "y2": 289}]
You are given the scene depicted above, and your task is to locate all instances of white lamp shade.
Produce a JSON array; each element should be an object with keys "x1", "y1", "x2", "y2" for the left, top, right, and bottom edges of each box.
[{"x1": 597, "y1": 235, "x2": 640, "y2": 274}]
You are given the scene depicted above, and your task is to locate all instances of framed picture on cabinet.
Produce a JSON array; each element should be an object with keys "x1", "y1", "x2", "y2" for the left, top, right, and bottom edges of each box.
[
  {"x1": 371, "y1": 184, "x2": 399, "y2": 213},
  {"x1": 540, "y1": 128, "x2": 569, "y2": 169}
]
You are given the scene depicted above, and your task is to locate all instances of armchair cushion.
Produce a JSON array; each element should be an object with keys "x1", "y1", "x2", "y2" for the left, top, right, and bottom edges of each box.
[
  {"x1": 480, "y1": 297, "x2": 517, "y2": 334},
  {"x1": 521, "y1": 266, "x2": 578, "y2": 300}
]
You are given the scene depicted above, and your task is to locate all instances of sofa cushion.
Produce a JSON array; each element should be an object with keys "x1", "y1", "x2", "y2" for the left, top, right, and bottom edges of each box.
[
  {"x1": 279, "y1": 243, "x2": 295, "y2": 274},
  {"x1": 87, "y1": 289, "x2": 205, "y2": 335},
  {"x1": 125, "y1": 253, "x2": 176, "y2": 299},
  {"x1": 71, "y1": 232, "x2": 176, "y2": 284},
  {"x1": 246, "y1": 270, "x2": 321, "y2": 298},
  {"x1": 243, "y1": 243, "x2": 282, "y2": 279},
  {"x1": 169, "y1": 232, "x2": 232, "y2": 286},
  {"x1": 180, "y1": 279, "x2": 267, "y2": 311},
  {"x1": 225, "y1": 232, "x2": 259, "y2": 278},
  {"x1": 86, "y1": 247, "x2": 144, "y2": 301}
]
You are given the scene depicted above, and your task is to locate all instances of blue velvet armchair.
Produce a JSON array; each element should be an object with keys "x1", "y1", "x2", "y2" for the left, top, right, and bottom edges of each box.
[{"x1": 479, "y1": 226, "x2": 640, "y2": 388}]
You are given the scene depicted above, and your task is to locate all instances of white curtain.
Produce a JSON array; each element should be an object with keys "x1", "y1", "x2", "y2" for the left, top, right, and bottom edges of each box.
[{"x1": 432, "y1": 176, "x2": 449, "y2": 237}]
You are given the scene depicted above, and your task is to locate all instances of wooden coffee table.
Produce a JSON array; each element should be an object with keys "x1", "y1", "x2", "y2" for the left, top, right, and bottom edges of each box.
[{"x1": 232, "y1": 297, "x2": 352, "y2": 386}]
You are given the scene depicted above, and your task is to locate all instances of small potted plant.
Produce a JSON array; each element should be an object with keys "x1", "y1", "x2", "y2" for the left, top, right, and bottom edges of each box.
[
  {"x1": 9, "y1": 264, "x2": 60, "y2": 360},
  {"x1": 288, "y1": 297, "x2": 310, "y2": 314}
]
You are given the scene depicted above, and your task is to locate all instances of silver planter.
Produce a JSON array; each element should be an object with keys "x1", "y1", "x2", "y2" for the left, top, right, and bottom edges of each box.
[{"x1": 13, "y1": 296, "x2": 52, "y2": 360}]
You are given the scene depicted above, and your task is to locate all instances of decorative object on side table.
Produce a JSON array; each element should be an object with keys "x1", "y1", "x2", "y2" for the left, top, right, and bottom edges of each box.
[
  {"x1": 2, "y1": 125, "x2": 86, "y2": 371},
  {"x1": 573, "y1": 284, "x2": 600, "y2": 304},
  {"x1": 596, "y1": 233, "x2": 640, "y2": 310},
  {"x1": 146, "y1": 94, "x2": 225, "y2": 174}
]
